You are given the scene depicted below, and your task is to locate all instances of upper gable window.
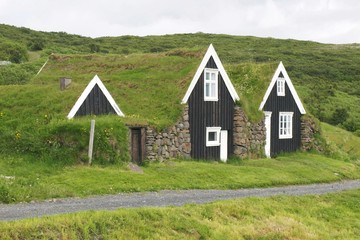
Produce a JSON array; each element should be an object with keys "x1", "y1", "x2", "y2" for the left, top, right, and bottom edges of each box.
[
  {"x1": 277, "y1": 77, "x2": 285, "y2": 96},
  {"x1": 204, "y1": 68, "x2": 218, "y2": 101}
]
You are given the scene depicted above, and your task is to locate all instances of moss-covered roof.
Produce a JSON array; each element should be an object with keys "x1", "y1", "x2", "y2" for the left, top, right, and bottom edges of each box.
[{"x1": 0, "y1": 49, "x2": 278, "y2": 130}]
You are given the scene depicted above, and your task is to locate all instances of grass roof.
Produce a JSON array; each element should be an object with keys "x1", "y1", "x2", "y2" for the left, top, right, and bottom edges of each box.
[{"x1": 0, "y1": 48, "x2": 278, "y2": 130}]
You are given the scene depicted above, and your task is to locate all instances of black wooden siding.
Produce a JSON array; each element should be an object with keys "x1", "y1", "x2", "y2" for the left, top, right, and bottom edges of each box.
[
  {"x1": 188, "y1": 57, "x2": 234, "y2": 160},
  {"x1": 75, "y1": 84, "x2": 117, "y2": 117},
  {"x1": 263, "y1": 73, "x2": 302, "y2": 156}
]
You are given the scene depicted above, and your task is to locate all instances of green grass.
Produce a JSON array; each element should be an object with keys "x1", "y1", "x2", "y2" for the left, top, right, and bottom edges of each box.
[
  {"x1": 1, "y1": 152, "x2": 359, "y2": 203},
  {"x1": 1, "y1": 23, "x2": 359, "y2": 133},
  {"x1": 321, "y1": 122, "x2": 360, "y2": 160},
  {"x1": 0, "y1": 51, "x2": 201, "y2": 166},
  {"x1": 1, "y1": 189, "x2": 359, "y2": 239},
  {"x1": 0, "y1": 24, "x2": 359, "y2": 166},
  {"x1": 20, "y1": 52, "x2": 201, "y2": 129},
  {"x1": 227, "y1": 62, "x2": 277, "y2": 121}
]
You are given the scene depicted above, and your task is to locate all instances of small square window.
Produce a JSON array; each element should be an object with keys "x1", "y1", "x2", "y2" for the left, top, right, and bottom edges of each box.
[
  {"x1": 204, "y1": 68, "x2": 218, "y2": 101},
  {"x1": 277, "y1": 77, "x2": 285, "y2": 96},
  {"x1": 206, "y1": 127, "x2": 221, "y2": 146}
]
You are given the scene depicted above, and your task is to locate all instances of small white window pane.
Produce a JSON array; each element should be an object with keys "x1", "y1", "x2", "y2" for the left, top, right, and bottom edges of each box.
[
  {"x1": 205, "y1": 83, "x2": 210, "y2": 97},
  {"x1": 205, "y1": 72, "x2": 210, "y2": 81},
  {"x1": 211, "y1": 83, "x2": 216, "y2": 97},
  {"x1": 208, "y1": 132, "x2": 216, "y2": 141},
  {"x1": 211, "y1": 72, "x2": 216, "y2": 80}
]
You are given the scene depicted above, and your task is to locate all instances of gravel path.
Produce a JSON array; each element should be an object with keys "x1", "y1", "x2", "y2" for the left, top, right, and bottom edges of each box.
[{"x1": 1, "y1": 180, "x2": 359, "y2": 221}]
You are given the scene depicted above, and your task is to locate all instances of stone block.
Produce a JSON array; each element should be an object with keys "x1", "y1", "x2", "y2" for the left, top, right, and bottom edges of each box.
[
  {"x1": 155, "y1": 139, "x2": 162, "y2": 146},
  {"x1": 182, "y1": 143, "x2": 191, "y2": 154}
]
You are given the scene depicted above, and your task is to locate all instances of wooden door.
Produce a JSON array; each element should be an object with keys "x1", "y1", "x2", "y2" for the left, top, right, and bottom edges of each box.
[
  {"x1": 131, "y1": 128, "x2": 142, "y2": 164},
  {"x1": 264, "y1": 112, "x2": 272, "y2": 158}
]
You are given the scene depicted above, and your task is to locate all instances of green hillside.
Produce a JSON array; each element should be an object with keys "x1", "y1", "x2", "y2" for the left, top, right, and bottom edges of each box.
[
  {"x1": 1, "y1": 23, "x2": 359, "y2": 133},
  {"x1": 0, "y1": 23, "x2": 359, "y2": 165}
]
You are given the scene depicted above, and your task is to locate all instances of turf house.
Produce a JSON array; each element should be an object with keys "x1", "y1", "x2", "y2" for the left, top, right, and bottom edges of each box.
[{"x1": 259, "y1": 62, "x2": 306, "y2": 157}]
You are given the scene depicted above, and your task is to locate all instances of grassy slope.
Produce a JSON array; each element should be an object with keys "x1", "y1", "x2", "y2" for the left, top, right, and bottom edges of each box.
[
  {"x1": 34, "y1": 52, "x2": 201, "y2": 128},
  {"x1": 1, "y1": 189, "x2": 359, "y2": 239},
  {"x1": 321, "y1": 122, "x2": 360, "y2": 160},
  {"x1": 0, "y1": 51, "x2": 201, "y2": 165},
  {"x1": 0, "y1": 49, "x2": 274, "y2": 131},
  {"x1": 0, "y1": 152, "x2": 359, "y2": 203},
  {"x1": 1, "y1": 23, "x2": 359, "y2": 131},
  {"x1": 33, "y1": 51, "x2": 275, "y2": 124}
]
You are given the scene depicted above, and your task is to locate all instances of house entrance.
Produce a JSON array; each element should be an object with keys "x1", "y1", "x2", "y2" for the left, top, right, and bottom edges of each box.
[
  {"x1": 130, "y1": 127, "x2": 146, "y2": 164},
  {"x1": 264, "y1": 112, "x2": 272, "y2": 158}
]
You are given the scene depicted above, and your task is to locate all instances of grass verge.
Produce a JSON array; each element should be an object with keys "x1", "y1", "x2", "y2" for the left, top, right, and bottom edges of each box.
[
  {"x1": 0, "y1": 189, "x2": 359, "y2": 239},
  {"x1": 0, "y1": 152, "x2": 359, "y2": 203}
]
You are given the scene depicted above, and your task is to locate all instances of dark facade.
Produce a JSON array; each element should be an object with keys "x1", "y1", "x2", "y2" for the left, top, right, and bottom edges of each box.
[
  {"x1": 262, "y1": 72, "x2": 302, "y2": 157},
  {"x1": 75, "y1": 84, "x2": 117, "y2": 117},
  {"x1": 188, "y1": 57, "x2": 235, "y2": 159},
  {"x1": 67, "y1": 75, "x2": 124, "y2": 119}
]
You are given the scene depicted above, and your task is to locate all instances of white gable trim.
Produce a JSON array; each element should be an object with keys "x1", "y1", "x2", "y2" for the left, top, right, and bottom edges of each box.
[
  {"x1": 181, "y1": 44, "x2": 239, "y2": 104},
  {"x1": 259, "y1": 62, "x2": 306, "y2": 114},
  {"x1": 67, "y1": 75, "x2": 125, "y2": 119}
]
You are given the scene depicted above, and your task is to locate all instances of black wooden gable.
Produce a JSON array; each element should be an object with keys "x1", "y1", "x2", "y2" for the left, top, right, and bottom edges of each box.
[
  {"x1": 263, "y1": 75, "x2": 299, "y2": 112},
  {"x1": 205, "y1": 56, "x2": 217, "y2": 69},
  {"x1": 259, "y1": 62, "x2": 305, "y2": 114},
  {"x1": 75, "y1": 84, "x2": 117, "y2": 117},
  {"x1": 67, "y1": 75, "x2": 124, "y2": 119},
  {"x1": 182, "y1": 44, "x2": 239, "y2": 104}
]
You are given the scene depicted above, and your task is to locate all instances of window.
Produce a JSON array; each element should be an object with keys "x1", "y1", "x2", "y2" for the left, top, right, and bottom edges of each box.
[
  {"x1": 279, "y1": 112, "x2": 293, "y2": 139},
  {"x1": 277, "y1": 77, "x2": 285, "y2": 96},
  {"x1": 204, "y1": 68, "x2": 218, "y2": 101},
  {"x1": 206, "y1": 127, "x2": 221, "y2": 146}
]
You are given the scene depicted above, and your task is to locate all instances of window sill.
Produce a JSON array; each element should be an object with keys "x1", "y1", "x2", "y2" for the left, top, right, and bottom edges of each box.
[
  {"x1": 206, "y1": 142, "x2": 221, "y2": 147},
  {"x1": 204, "y1": 98, "x2": 219, "y2": 102},
  {"x1": 279, "y1": 135, "x2": 293, "y2": 139}
]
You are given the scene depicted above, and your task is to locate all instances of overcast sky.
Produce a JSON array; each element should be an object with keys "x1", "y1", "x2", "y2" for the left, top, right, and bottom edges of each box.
[{"x1": 0, "y1": 0, "x2": 359, "y2": 44}]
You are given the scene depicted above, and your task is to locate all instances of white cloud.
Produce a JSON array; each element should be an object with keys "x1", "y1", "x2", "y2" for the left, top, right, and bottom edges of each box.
[{"x1": 0, "y1": 0, "x2": 359, "y2": 43}]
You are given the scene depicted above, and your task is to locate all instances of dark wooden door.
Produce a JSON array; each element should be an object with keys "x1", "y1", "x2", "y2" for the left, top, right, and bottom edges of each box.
[{"x1": 131, "y1": 128, "x2": 142, "y2": 164}]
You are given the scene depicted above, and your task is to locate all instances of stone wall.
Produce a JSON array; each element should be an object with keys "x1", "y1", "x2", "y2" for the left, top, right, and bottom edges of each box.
[
  {"x1": 145, "y1": 106, "x2": 191, "y2": 161},
  {"x1": 233, "y1": 106, "x2": 266, "y2": 158},
  {"x1": 300, "y1": 115, "x2": 323, "y2": 152},
  {"x1": 141, "y1": 105, "x2": 266, "y2": 161}
]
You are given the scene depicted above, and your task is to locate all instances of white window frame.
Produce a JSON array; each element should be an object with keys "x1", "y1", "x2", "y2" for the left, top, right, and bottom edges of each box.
[
  {"x1": 204, "y1": 68, "x2": 218, "y2": 101},
  {"x1": 206, "y1": 127, "x2": 221, "y2": 146},
  {"x1": 277, "y1": 77, "x2": 285, "y2": 96},
  {"x1": 279, "y1": 112, "x2": 293, "y2": 139}
]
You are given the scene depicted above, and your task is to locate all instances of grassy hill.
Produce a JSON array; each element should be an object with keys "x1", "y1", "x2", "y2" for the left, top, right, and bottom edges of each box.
[
  {"x1": 0, "y1": 23, "x2": 359, "y2": 165},
  {"x1": 0, "y1": 24, "x2": 359, "y2": 237},
  {"x1": 1, "y1": 23, "x2": 359, "y2": 133}
]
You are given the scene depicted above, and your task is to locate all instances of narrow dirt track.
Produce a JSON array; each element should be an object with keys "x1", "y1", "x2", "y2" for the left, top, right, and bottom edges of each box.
[{"x1": 1, "y1": 180, "x2": 359, "y2": 221}]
